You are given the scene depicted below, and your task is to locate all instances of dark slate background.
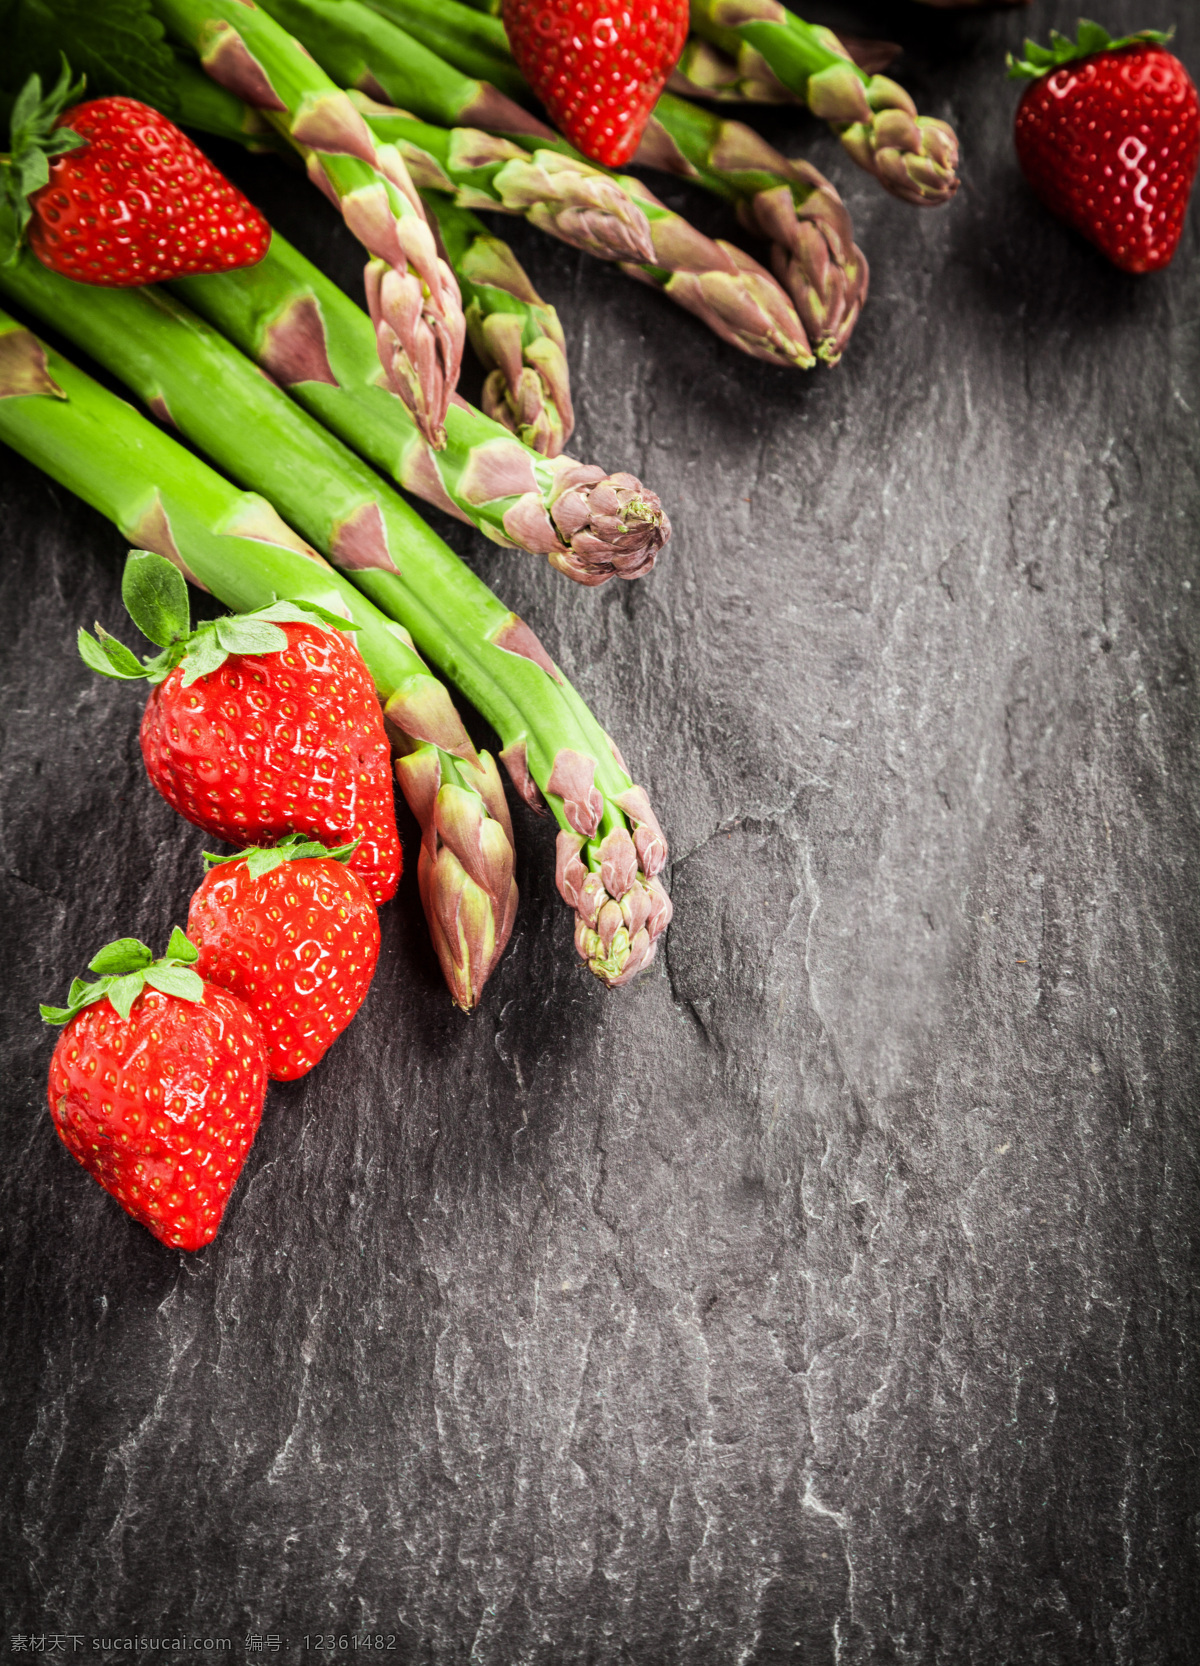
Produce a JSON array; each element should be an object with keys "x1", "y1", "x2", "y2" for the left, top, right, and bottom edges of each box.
[{"x1": 3, "y1": 1, "x2": 1199, "y2": 1659}]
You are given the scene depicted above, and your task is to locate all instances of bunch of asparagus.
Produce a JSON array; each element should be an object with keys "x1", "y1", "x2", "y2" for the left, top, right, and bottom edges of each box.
[{"x1": 0, "y1": 259, "x2": 673, "y2": 1005}]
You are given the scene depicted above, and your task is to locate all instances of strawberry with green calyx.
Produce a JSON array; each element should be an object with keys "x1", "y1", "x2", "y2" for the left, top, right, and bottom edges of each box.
[
  {"x1": 81, "y1": 551, "x2": 403, "y2": 906},
  {"x1": 188, "y1": 833, "x2": 381, "y2": 1081},
  {"x1": 41, "y1": 929, "x2": 268, "y2": 1251},
  {"x1": 1008, "y1": 20, "x2": 1200, "y2": 274},
  {"x1": 0, "y1": 62, "x2": 270, "y2": 284}
]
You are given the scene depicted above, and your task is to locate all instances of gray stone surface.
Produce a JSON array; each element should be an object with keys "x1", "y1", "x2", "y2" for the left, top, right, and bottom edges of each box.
[{"x1": 3, "y1": 3, "x2": 1199, "y2": 1660}]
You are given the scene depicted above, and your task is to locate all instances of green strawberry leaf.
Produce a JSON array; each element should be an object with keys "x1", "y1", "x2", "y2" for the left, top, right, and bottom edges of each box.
[
  {"x1": 107, "y1": 971, "x2": 145, "y2": 1020},
  {"x1": 178, "y1": 627, "x2": 228, "y2": 687},
  {"x1": 0, "y1": 0, "x2": 181, "y2": 121},
  {"x1": 1007, "y1": 19, "x2": 1173, "y2": 80},
  {"x1": 122, "y1": 549, "x2": 191, "y2": 647},
  {"x1": 144, "y1": 964, "x2": 204, "y2": 1000},
  {"x1": 202, "y1": 831, "x2": 361, "y2": 876},
  {"x1": 254, "y1": 598, "x2": 361, "y2": 632},
  {"x1": 214, "y1": 615, "x2": 290, "y2": 658},
  {"x1": 164, "y1": 925, "x2": 198, "y2": 964},
  {"x1": 78, "y1": 625, "x2": 146, "y2": 681},
  {"x1": 89, "y1": 936, "x2": 154, "y2": 975},
  {"x1": 41, "y1": 926, "x2": 204, "y2": 1025}
]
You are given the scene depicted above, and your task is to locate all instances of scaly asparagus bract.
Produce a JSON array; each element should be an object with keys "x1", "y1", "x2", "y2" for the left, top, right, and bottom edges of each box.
[
  {"x1": 170, "y1": 231, "x2": 666, "y2": 579},
  {"x1": 0, "y1": 304, "x2": 514, "y2": 1007},
  {"x1": 0, "y1": 281, "x2": 671, "y2": 987},
  {"x1": 635, "y1": 92, "x2": 867, "y2": 363},
  {"x1": 149, "y1": 0, "x2": 465, "y2": 443},
  {"x1": 688, "y1": 0, "x2": 960, "y2": 207}
]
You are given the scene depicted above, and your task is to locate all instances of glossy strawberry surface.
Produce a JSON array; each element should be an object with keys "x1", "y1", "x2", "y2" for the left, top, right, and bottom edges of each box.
[
  {"x1": 47, "y1": 986, "x2": 267, "y2": 1251},
  {"x1": 188, "y1": 857, "x2": 381, "y2": 1081},
  {"x1": 139, "y1": 623, "x2": 402, "y2": 906},
  {"x1": 1015, "y1": 45, "x2": 1200, "y2": 274},
  {"x1": 27, "y1": 97, "x2": 270, "y2": 287},
  {"x1": 502, "y1": 0, "x2": 689, "y2": 166}
]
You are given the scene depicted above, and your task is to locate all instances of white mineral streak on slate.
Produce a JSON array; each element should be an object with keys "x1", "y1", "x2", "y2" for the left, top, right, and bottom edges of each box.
[{"x1": 2, "y1": 1, "x2": 1199, "y2": 1658}]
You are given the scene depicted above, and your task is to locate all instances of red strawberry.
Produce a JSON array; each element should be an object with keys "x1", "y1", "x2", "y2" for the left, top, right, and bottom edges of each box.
[
  {"x1": 0, "y1": 64, "x2": 269, "y2": 287},
  {"x1": 1010, "y1": 22, "x2": 1200, "y2": 274},
  {"x1": 41, "y1": 930, "x2": 268, "y2": 1251},
  {"x1": 502, "y1": 0, "x2": 689, "y2": 166},
  {"x1": 80, "y1": 552, "x2": 402, "y2": 906},
  {"x1": 188, "y1": 835, "x2": 381, "y2": 1081}
]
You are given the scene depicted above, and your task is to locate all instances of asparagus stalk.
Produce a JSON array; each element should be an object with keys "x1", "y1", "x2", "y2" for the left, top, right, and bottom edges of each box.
[
  {"x1": 169, "y1": 230, "x2": 666, "y2": 580},
  {"x1": 0, "y1": 271, "x2": 671, "y2": 987},
  {"x1": 635, "y1": 93, "x2": 867, "y2": 364},
  {"x1": 361, "y1": 0, "x2": 526, "y2": 99},
  {"x1": 687, "y1": 0, "x2": 960, "y2": 207},
  {"x1": 423, "y1": 194, "x2": 574, "y2": 458},
  {"x1": 0, "y1": 305, "x2": 515, "y2": 1008},
  {"x1": 149, "y1": 0, "x2": 466, "y2": 444},
  {"x1": 255, "y1": 0, "x2": 547, "y2": 135}
]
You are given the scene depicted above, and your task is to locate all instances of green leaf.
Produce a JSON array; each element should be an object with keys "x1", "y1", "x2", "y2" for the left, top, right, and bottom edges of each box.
[
  {"x1": 40, "y1": 1003, "x2": 75, "y2": 1025},
  {"x1": 144, "y1": 964, "x2": 205, "y2": 1001},
  {"x1": 1007, "y1": 20, "x2": 1173, "y2": 80},
  {"x1": 178, "y1": 628, "x2": 228, "y2": 687},
  {"x1": 164, "y1": 925, "x2": 198, "y2": 964},
  {"x1": 122, "y1": 549, "x2": 190, "y2": 647},
  {"x1": 214, "y1": 615, "x2": 289, "y2": 658},
  {"x1": 243, "y1": 845, "x2": 288, "y2": 879},
  {"x1": 254, "y1": 598, "x2": 360, "y2": 632},
  {"x1": 78, "y1": 625, "x2": 146, "y2": 681},
  {"x1": 89, "y1": 936, "x2": 153, "y2": 975},
  {"x1": 0, "y1": 0, "x2": 181, "y2": 118},
  {"x1": 107, "y1": 971, "x2": 145, "y2": 1020}
]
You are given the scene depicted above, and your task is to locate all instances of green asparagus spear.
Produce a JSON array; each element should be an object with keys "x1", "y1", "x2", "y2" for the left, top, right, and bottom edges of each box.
[
  {"x1": 635, "y1": 93, "x2": 867, "y2": 364},
  {"x1": 361, "y1": 0, "x2": 523, "y2": 97},
  {"x1": 687, "y1": 0, "x2": 960, "y2": 207},
  {"x1": 0, "y1": 273, "x2": 671, "y2": 987},
  {"x1": 149, "y1": 0, "x2": 465, "y2": 443},
  {"x1": 162, "y1": 67, "x2": 581, "y2": 461},
  {"x1": 0, "y1": 305, "x2": 514, "y2": 1007}
]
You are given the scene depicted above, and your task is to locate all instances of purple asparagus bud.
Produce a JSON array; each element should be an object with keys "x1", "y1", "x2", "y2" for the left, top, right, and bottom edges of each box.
[
  {"x1": 624, "y1": 221, "x2": 815, "y2": 371},
  {"x1": 737, "y1": 171, "x2": 868, "y2": 365},
  {"x1": 548, "y1": 752, "x2": 672, "y2": 987},
  {"x1": 486, "y1": 147, "x2": 657, "y2": 264},
  {"x1": 395, "y1": 744, "x2": 518, "y2": 1009},
  {"x1": 365, "y1": 254, "x2": 465, "y2": 446},
  {"x1": 807, "y1": 63, "x2": 960, "y2": 209}
]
